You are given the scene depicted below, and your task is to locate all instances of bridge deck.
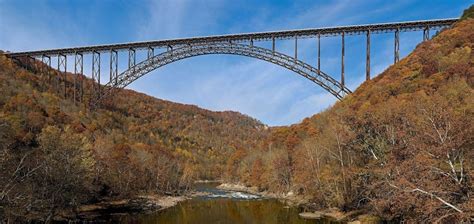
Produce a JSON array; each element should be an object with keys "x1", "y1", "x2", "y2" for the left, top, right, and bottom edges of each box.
[{"x1": 5, "y1": 18, "x2": 457, "y2": 57}]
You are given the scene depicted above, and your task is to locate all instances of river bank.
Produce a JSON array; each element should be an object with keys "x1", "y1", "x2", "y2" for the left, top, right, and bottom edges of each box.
[
  {"x1": 217, "y1": 183, "x2": 382, "y2": 223},
  {"x1": 53, "y1": 194, "x2": 189, "y2": 221}
]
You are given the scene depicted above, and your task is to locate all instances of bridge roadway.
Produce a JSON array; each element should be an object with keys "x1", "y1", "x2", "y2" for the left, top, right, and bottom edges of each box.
[{"x1": 5, "y1": 18, "x2": 458, "y2": 57}]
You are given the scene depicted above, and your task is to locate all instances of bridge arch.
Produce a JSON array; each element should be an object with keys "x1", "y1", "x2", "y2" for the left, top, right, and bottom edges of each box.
[{"x1": 101, "y1": 42, "x2": 352, "y2": 102}]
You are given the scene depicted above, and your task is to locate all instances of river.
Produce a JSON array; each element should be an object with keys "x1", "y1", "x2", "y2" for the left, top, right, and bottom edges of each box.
[{"x1": 98, "y1": 182, "x2": 338, "y2": 224}]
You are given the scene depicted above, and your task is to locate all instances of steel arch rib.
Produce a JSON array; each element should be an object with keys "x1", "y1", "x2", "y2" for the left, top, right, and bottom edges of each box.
[{"x1": 100, "y1": 42, "x2": 352, "y2": 103}]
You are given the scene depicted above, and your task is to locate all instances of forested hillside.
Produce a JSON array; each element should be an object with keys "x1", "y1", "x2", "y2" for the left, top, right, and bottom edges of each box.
[
  {"x1": 0, "y1": 52, "x2": 266, "y2": 220},
  {"x1": 225, "y1": 8, "x2": 473, "y2": 223}
]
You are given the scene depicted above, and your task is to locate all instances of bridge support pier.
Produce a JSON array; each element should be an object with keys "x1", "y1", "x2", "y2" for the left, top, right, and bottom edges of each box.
[
  {"x1": 423, "y1": 26, "x2": 430, "y2": 41},
  {"x1": 92, "y1": 51, "x2": 101, "y2": 101},
  {"x1": 395, "y1": 28, "x2": 400, "y2": 64},
  {"x1": 272, "y1": 36, "x2": 275, "y2": 55},
  {"x1": 294, "y1": 36, "x2": 298, "y2": 61},
  {"x1": 317, "y1": 34, "x2": 321, "y2": 75},
  {"x1": 74, "y1": 52, "x2": 83, "y2": 104},
  {"x1": 366, "y1": 30, "x2": 371, "y2": 81},
  {"x1": 341, "y1": 32, "x2": 345, "y2": 89},
  {"x1": 41, "y1": 55, "x2": 51, "y2": 81},
  {"x1": 110, "y1": 50, "x2": 118, "y2": 84},
  {"x1": 57, "y1": 54, "x2": 67, "y2": 98}
]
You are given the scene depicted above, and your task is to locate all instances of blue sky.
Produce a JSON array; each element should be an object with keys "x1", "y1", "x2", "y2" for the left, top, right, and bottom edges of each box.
[{"x1": 0, "y1": 0, "x2": 471, "y2": 126}]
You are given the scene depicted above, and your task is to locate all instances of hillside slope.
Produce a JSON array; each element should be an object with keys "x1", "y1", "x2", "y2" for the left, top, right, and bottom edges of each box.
[
  {"x1": 0, "y1": 52, "x2": 267, "y2": 220},
  {"x1": 228, "y1": 11, "x2": 473, "y2": 223}
]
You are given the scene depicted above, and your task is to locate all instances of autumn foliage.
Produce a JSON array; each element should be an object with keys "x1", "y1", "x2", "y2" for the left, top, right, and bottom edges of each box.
[
  {"x1": 0, "y1": 51, "x2": 266, "y2": 221},
  {"x1": 225, "y1": 16, "x2": 473, "y2": 223}
]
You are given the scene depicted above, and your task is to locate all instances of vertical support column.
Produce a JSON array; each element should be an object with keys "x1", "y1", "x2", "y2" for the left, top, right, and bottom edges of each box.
[
  {"x1": 394, "y1": 28, "x2": 400, "y2": 64},
  {"x1": 341, "y1": 32, "x2": 345, "y2": 88},
  {"x1": 128, "y1": 48, "x2": 136, "y2": 69},
  {"x1": 317, "y1": 33, "x2": 321, "y2": 74},
  {"x1": 74, "y1": 52, "x2": 83, "y2": 104},
  {"x1": 366, "y1": 30, "x2": 371, "y2": 81},
  {"x1": 41, "y1": 55, "x2": 51, "y2": 80},
  {"x1": 423, "y1": 26, "x2": 430, "y2": 41},
  {"x1": 294, "y1": 36, "x2": 298, "y2": 62},
  {"x1": 250, "y1": 37, "x2": 254, "y2": 47},
  {"x1": 167, "y1": 45, "x2": 173, "y2": 57},
  {"x1": 110, "y1": 49, "x2": 118, "y2": 84},
  {"x1": 56, "y1": 55, "x2": 61, "y2": 93},
  {"x1": 57, "y1": 54, "x2": 67, "y2": 98},
  {"x1": 147, "y1": 46, "x2": 154, "y2": 59},
  {"x1": 92, "y1": 51, "x2": 101, "y2": 101},
  {"x1": 272, "y1": 36, "x2": 275, "y2": 55}
]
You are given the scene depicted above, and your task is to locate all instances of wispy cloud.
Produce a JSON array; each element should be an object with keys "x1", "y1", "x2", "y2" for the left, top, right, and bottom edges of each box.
[{"x1": 135, "y1": 0, "x2": 225, "y2": 39}]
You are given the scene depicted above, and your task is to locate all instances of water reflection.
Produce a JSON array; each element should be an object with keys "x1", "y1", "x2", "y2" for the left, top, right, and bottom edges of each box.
[
  {"x1": 115, "y1": 198, "x2": 324, "y2": 224},
  {"x1": 109, "y1": 183, "x2": 338, "y2": 224}
]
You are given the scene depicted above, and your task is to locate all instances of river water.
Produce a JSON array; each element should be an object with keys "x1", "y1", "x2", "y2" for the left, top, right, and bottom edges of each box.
[{"x1": 105, "y1": 183, "x2": 337, "y2": 224}]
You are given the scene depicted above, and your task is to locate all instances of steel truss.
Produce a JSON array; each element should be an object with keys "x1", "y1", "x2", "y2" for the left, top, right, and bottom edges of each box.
[{"x1": 96, "y1": 42, "x2": 352, "y2": 104}]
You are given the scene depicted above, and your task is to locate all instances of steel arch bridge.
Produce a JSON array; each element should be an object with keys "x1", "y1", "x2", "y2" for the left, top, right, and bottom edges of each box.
[
  {"x1": 4, "y1": 18, "x2": 457, "y2": 106},
  {"x1": 105, "y1": 42, "x2": 351, "y2": 101}
]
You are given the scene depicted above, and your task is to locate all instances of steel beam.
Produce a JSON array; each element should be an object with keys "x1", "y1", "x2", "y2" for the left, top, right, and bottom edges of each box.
[
  {"x1": 110, "y1": 49, "x2": 118, "y2": 84},
  {"x1": 341, "y1": 32, "x2": 345, "y2": 88},
  {"x1": 394, "y1": 28, "x2": 400, "y2": 64},
  {"x1": 366, "y1": 30, "x2": 371, "y2": 81},
  {"x1": 74, "y1": 52, "x2": 83, "y2": 103}
]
